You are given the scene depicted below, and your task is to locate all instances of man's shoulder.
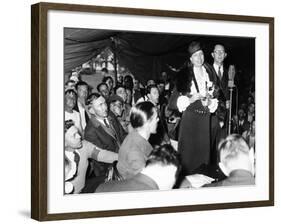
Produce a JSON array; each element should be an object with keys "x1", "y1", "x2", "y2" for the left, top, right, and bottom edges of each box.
[
  {"x1": 75, "y1": 140, "x2": 91, "y2": 157},
  {"x1": 204, "y1": 62, "x2": 216, "y2": 74},
  {"x1": 81, "y1": 140, "x2": 93, "y2": 151},
  {"x1": 84, "y1": 119, "x2": 102, "y2": 143},
  {"x1": 85, "y1": 117, "x2": 100, "y2": 131},
  {"x1": 125, "y1": 131, "x2": 144, "y2": 143},
  {"x1": 96, "y1": 173, "x2": 158, "y2": 192},
  {"x1": 123, "y1": 132, "x2": 152, "y2": 152}
]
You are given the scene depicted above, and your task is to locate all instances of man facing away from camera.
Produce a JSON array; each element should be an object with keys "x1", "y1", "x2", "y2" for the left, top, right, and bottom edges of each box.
[
  {"x1": 95, "y1": 144, "x2": 180, "y2": 193},
  {"x1": 179, "y1": 134, "x2": 255, "y2": 189},
  {"x1": 207, "y1": 134, "x2": 255, "y2": 187}
]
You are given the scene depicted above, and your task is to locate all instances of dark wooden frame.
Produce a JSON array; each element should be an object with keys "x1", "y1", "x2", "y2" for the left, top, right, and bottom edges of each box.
[{"x1": 31, "y1": 2, "x2": 274, "y2": 221}]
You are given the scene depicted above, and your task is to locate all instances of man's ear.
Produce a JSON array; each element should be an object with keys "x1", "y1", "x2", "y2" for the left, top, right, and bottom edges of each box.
[
  {"x1": 88, "y1": 106, "x2": 95, "y2": 115},
  {"x1": 224, "y1": 53, "x2": 228, "y2": 58},
  {"x1": 211, "y1": 52, "x2": 215, "y2": 59}
]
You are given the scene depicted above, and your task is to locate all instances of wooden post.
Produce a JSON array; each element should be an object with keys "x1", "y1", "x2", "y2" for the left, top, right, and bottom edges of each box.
[{"x1": 112, "y1": 39, "x2": 118, "y2": 85}]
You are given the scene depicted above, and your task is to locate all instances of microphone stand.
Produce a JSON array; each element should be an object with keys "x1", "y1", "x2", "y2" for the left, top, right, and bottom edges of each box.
[
  {"x1": 228, "y1": 65, "x2": 236, "y2": 135},
  {"x1": 228, "y1": 87, "x2": 234, "y2": 135}
]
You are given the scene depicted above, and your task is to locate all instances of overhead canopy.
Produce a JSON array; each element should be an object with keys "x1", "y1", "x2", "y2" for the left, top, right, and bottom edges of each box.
[{"x1": 64, "y1": 28, "x2": 255, "y2": 84}]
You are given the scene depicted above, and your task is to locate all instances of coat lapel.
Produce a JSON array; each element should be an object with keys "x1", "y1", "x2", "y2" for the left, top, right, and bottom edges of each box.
[{"x1": 90, "y1": 116, "x2": 117, "y2": 141}]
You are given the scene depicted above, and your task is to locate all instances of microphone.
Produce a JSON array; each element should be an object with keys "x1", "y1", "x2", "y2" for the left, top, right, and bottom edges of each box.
[{"x1": 228, "y1": 65, "x2": 236, "y2": 88}]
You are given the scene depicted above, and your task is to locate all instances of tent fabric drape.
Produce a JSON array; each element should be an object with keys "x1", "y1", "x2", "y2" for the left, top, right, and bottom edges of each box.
[{"x1": 64, "y1": 28, "x2": 254, "y2": 84}]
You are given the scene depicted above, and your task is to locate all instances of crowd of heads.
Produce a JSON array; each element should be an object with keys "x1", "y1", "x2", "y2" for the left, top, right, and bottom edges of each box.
[
  {"x1": 65, "y1": 66, "x2": 173, "y2": 135},
  {"x1": 64, "y1": 38, "x2": 256, "y2": 193}
]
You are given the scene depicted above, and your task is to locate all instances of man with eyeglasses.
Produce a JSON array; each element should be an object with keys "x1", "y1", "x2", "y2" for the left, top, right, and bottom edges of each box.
[
  {"x1": 211, "y1": 44, "x2": 230, "y2": 108},
  {"x1": 210, "y1": 44, "x2": 231, "y2": 164}
]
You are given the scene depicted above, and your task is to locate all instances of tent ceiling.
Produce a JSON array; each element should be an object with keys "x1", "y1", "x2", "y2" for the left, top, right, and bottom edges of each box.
[{"x1": 64, "y1": 28, "x2": 255, "y2": 83}]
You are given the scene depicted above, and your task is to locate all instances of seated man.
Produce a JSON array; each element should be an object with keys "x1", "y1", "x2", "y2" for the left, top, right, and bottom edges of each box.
[
  {"x1": 96, "y1": 144, "x2": 180, "y2": 192},
  {"x1": 97, "y1": 82, "x2": 110, "y2": 101},
  {"x1": 207, "y1": 134, "x2": 255, "y2": 187},
  {"x1": 132, "y1": 78, "x2": 145, "y2": 105},
  {"x1": 84, "y1": 93, "x2": 127, "y2": 177},
  {"x1": 74, "y1": 81, "x2": 90, "y2": 130},
  {"x1": 64, "y1": 120, "x2": 118, "y2": 194},
  {"x1": 102, "y1": 76, "x2": 114, "y2": 96},
  {"x1": 108, "y1": 94, "x2": 124, "y2": 118},
  {"x1": 232, "y1": 108, "x2": 250, "y2": 135},
  {"x1": 145, "y1": 84, "x2": 170, "y2": 146},
  {"x1": 108, "y1": 94, "x2": 129, "y2": 132},
  {"x1": 64, "y1": 89, "x2": 83, "y2": 135},
  {"x1": 179, "y1": 134, "x2": 255, "y2": 188},
  {"x1": 116, "y1": 101, "x2": 158, "y2": 180},
  {"x1": 65, "y1": 79, "x2": 76, "y2": 90},
  {"x1": 115, "y1": 85, "x2": 131, "y2": 131}
]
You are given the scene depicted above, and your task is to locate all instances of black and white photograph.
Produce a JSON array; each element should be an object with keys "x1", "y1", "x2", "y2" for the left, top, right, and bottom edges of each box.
[
  {"x1": 30, "y1": 2, "x2": 274, "y2": 221},
  {"x1": 63, "y1": 28, "x2": 256, "y2": 194},
  {"x1": 1, "y1": 0, "x2": 280, "y2": 223}
]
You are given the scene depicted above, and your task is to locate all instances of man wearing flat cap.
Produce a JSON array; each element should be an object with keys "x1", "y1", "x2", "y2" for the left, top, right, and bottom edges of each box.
[{"x1": 174, "y1": 41, "x2": 220, "y2": 176}]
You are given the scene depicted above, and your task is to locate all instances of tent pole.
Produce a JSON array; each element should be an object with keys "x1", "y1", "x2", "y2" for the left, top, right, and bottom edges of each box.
[{"x1": 112, "y1": 45, "x2": 118, "y2": 85}]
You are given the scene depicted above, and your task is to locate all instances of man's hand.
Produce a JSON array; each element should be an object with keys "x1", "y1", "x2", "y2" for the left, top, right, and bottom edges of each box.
[{"x1": 190, "y1": 93, "x2": 202, "y2": 103}]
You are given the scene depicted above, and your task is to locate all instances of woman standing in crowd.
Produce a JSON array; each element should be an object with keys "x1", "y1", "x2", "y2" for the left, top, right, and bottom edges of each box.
[{"x1": 176, "y1": 41, "x2": 219, "y2": 175}]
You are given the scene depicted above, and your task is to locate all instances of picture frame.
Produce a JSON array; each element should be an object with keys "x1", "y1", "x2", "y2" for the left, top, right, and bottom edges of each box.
[{"x1": 31, "y1": 2, "x2": 274, "y2": 221}]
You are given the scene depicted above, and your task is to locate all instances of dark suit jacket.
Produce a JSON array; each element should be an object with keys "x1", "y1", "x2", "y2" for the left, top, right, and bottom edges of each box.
[
  {"x1": 95, "y1": 173, "x2": 159, "y2": 193},
  {"x1": 206, "y1": 169, "x2": 255, "y2": 187},
  {"x1": 132, "y1": 89, "x2": 144, "y2": 104},
  {"x1": 84, "y1": 112, "x2": 127, "y2": 176},
  {"x1": 212, "y1": 64, "x2": 229, "y2": 102},
  {"x1": 233, "y1": 118, "x2": 250, "y2": 135}
]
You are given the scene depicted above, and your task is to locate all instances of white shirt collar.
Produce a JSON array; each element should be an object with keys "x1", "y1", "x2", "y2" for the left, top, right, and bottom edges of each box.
[
  {"x1": 213, "y1": 63, "x2": 224, "y2": 74},
  {"x1": 95, "y1": 117, "x2": 109, "y2": 126}
]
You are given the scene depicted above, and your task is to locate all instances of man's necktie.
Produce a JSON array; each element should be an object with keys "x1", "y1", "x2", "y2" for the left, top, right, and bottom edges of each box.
[
  {"x1": 104, "y1": 118, "x2": 120, "y2": 147},
  {"x1": 218, "y1": 66, "x2": 222, "y2": 79},
  {"x1": 104, "y1": 118, "x2": 110, "y2": 128},
  {"x1": 73, "y1": 151, "x2": 80, "y2": 169}
]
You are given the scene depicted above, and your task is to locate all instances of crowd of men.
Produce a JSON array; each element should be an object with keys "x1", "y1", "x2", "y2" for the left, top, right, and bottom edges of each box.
[{"x1": 64, "y1": 42, "x2": 255, "y2": 194}]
